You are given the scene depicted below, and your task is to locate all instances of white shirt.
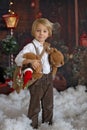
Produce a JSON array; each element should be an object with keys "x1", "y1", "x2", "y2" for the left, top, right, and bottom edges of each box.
[{"x1": 15, "y1": 39, "x2": 51, "y2": 74}]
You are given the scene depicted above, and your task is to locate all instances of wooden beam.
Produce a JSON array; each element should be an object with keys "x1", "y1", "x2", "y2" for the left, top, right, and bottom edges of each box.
[{"x1": 75, "y1": 0, "x2": 79, "y2": 46}]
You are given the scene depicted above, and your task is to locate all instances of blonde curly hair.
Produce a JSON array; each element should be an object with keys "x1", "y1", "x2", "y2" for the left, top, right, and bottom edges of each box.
[{"x1": 31, "y1": 18, "x2": 53, "y2": 37}]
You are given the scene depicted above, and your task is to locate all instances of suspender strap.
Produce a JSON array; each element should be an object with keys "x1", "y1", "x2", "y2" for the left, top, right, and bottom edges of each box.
[
  {"x1": 32, "y1": 42, "x2": 39, "y2": 55},
  {"x1": 32, "y1": 42, "x2": 45, "y2": 59}
]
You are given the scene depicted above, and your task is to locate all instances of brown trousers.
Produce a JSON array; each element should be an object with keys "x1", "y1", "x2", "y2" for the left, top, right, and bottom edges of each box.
[{"x1": 27, "y1": 73, "x2": 53, "y2": 126}]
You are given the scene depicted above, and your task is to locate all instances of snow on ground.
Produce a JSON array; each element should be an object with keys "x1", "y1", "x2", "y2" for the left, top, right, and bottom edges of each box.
[{"x1": 0, "y1": 85, "x2": 87, "y2": 130}]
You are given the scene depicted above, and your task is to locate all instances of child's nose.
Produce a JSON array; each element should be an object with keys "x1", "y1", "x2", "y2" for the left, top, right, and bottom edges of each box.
[{"x1": 40, "y1": 31, "x2": 43, "y2": 35}]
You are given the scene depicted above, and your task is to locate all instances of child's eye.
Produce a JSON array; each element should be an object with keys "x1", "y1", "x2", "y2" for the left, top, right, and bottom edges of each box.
[
  {"x1": 36, "y1": 29, "x2": 40, "y2": 32},
  {"x1": 36, "y1": 29, "x2": 48, "y2": 33},
  {"x1": 44, "y1": 30, "x2": 47, "y2": 33}
]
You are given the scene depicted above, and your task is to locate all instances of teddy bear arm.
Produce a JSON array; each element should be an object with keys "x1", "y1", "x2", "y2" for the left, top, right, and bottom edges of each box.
[
  {"x1": 32, "y1": 72, "x2": 43, "y2": 79},
  {"x1": 52, "y1": 66, "x2": 58, "y2": 78}
]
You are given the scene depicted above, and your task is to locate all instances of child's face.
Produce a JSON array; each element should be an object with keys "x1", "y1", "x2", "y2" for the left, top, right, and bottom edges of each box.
[{"x1": 34, "y1": 23, "x2": 49, "y2": 44}]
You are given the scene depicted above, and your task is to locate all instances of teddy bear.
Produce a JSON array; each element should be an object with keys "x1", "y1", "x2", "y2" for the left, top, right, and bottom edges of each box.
[
  {"x1": 13, "y1": 44, "x2": 64, "y2": 93},
  {"x1": 22, "y1": 46, "x2": 64, "y2": 86},
  {"x1": 48, "y1": 48, "x2": 64, "y2": 79},
  {"x1": 12, "y1": 52, "x2": 43, "y2": 93},
  {"x1": 44, "y1": 44, "x2": 64, "y2": 79},
  {"x1": 22, "y1": 52, "x2": 43, "y2": 89},
  {"x1": 23, "y1": 47, "x2": 64, "y2": 79},
  {"x1": 22, "y1": 52, "x2": 43, "y2": 78}
]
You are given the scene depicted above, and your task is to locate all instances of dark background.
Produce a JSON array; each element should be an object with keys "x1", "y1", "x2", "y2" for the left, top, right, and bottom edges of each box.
[{"x1": 0, "y1": 0, "x2": 87, "y2": 65}]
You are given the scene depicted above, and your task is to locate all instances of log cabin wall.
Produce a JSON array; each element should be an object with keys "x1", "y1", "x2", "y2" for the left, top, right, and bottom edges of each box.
[
  {"x1": 39, "y1": 0, "x2": 75, "y2": 47},
  {"x1": 78, "y1": 0, "x2": 87, "y2": 33}
]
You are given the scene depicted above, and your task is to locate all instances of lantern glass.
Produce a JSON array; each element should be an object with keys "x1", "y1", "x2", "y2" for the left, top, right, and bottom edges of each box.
[{"x1": 3, "y1": 14, "x2": 19, "y2": 29}]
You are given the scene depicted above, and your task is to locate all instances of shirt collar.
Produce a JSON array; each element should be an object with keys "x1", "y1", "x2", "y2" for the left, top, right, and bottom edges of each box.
[{"x1": 32, "y1": 39, "x2": 43, "y2": 48}]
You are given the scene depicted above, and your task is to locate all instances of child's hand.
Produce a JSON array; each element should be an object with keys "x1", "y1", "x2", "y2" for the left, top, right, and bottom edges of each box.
[{"x1": 32, "y1": 60, "x2": 42, "y2": 72}]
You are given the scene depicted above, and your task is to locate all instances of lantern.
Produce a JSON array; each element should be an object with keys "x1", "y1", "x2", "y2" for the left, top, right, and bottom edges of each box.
[
  {"x1": 80, "y1": 32, "x2": 87, "y2": 47},
  {"x1": 2, "y1": 13, "x2": 19, "y2": 36},
  {"x1": 2, "y1": 1, "x2": 19, "y2": 67},
  {"x1": 2, "y1": 13, "x2": 19, "y2": 67}
]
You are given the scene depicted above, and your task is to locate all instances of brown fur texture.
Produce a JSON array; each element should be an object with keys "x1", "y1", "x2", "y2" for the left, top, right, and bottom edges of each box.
[
  {"x1": 47, "y1": 48, "x2": 64, "y2": 78},
  {"x1": 22, "y1": 52, "x2": 43, "y2": 79},
  {"x1": 23, "y1": 47, "x2": 64, "y2": 79},
  {"x1": 12, "y1": 53, "x2": 43, "y2": 93},
  {"x1": 13, "y1": 45, "x2": 64, "y2": 93}
]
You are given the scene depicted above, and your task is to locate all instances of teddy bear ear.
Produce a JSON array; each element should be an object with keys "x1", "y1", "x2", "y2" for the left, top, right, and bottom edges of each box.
[
  {"x1": 49, "y1": 47, "x2": 54, "y2": 53},
  {"x1": 53, "y1": 48, "x2": 58, "y2": 52}
]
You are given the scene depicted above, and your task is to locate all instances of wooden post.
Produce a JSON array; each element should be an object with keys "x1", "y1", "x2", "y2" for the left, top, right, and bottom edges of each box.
[{"x1": 75, "y1": 0, "x2": 79, "y2": 46}]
